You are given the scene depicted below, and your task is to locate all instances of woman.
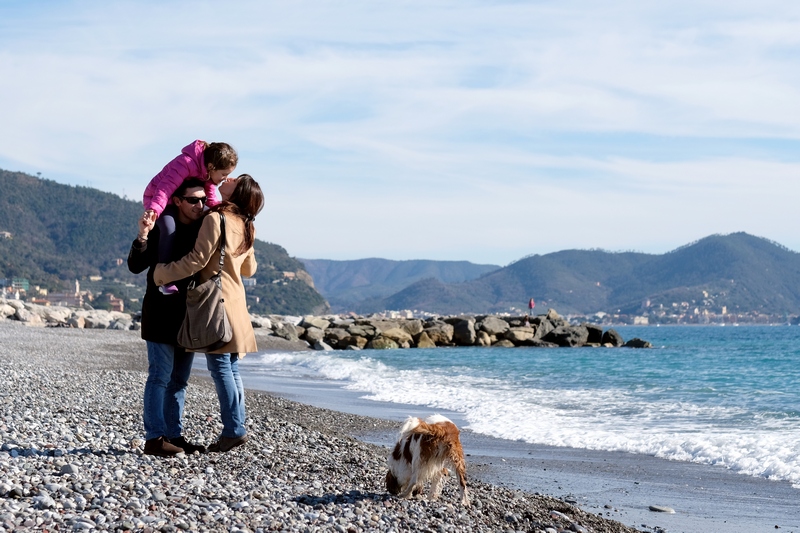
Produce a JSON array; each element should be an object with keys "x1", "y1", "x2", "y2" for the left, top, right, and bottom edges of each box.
[{"x1": 154, "y1": 174, "x2": 264, "y2": 453}]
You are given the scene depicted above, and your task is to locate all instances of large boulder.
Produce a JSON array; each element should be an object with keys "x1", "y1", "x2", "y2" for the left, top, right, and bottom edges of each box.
[
  {"x1": 313, "y1": 340, "x2": 334, "y2": 351},
  {"x1": 339, "y1": 335, "x2": 368, "y2": 350},
  {"x1": 414, "y1": 331, "x2": 436, "y2": 348},
  {"x1": 109, "y1": 318, "x2": 132, "y2": 330},
  {"x1": 443, "y1": 316, "x2": 474, "y2": 326},
  {"x1": 399, "y1": 319, "x2": 424, "y2": 337},
  {"x1": 0, "y1": 303, "x2": 16, "y2": 318},
  {"x1": 381, "y1": 328, "x2": 413, "y2": 348},
  {"x1": 532, "y1": 318, "x2": 555, "y2": 340},
  {"x1": 504, "y1": 326, "x2": 535, "y2": 345},
  {"x1": 303, "y1": 326, "x2": 325, "y2": 344},
  {"x1": 475, "y1": 330, "x2": 492, "y2": 347},
  {"x1": 543, "y1": 309, "x2": 569, "y2": 328},
  {"x1": 492, "y1": 339, "x2": 516, "y2": 348},
  {"x1": 67, "y1": 316, "x2": 86, "y2": 329},
  {"x1": 250, "y1": 315, "x2": 272, "y2": 329},
  {"x1": 331, "y1": 318, "x2": 354, "y2": 328},
  {"x1": 624, "y1": 338, "x2": 652, "y2": 348},
  {"x1": 15, "y1": 307, "x2": 44, "y2": 326},
  {"x1": 366, "y1": 336, "x2": 399, "y2": 350},
  {"x1": 527, "y1": 339, "x2": 559, "y2": 348},
  {"x1": 583, "y1": 323, "x2": 603, "y2": 344},
  {"x1": 545, "y1": 308, "x2": 562, "y2": 321},
  {"x1": 452, "y1": 319, "x2": 476, "y2": 346},
  {"x1": 423, "y1": 323, "x2": 454, "y2": 345},
  {"x1": 364, "y1": 319, "x2": 401, "y2": 334},
  {"x1": 281, "y1": 315, "x2": 304, "y2": 326},
  {"x1": 323, "y1": 327, "x2": 350, "y2": 347},
  {"x1": 347, "y1": 324, "x2": 376, "y2": 338},
  {"x1": 480, "y1": 316, "x2": 509, "y2": 336},
  {"x1": 601, "y1": 329, "x2": 624, "y2": 347},
  {"x1": 42, "y1": 306, "x2": 72, "y2": 324},
  {"x1": 301, "y1": 316, "x2": 330, "y2": 331},
  {"x1": 3, "y1": 299, "x2": 25, "y2": 311},
  {"x1": 82, "y1": 310, "x2": 113, "y2": 329},
  {"x1": 273, "y1": 322, "x2": 300, "y2": 342},
  {"x1": 543, "y1": 326, "x2": 589, "y2": 347}
]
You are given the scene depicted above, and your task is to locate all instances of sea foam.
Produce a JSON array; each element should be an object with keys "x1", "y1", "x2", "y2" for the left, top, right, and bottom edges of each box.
[{"x1": 246, "y1": 347, "x2": 800, "y2": 488}]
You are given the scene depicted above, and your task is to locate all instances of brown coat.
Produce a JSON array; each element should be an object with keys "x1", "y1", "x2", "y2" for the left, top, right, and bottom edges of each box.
[{"x1": 154, "y1": 211, "x2": 257, "y2": 355}]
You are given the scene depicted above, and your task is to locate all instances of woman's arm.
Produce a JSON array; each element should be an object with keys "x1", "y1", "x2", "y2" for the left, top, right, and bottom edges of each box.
[
  {"x1": 241, "y1": 248, "x2": 257, "y2": 278},
  {"x1": 153, "y1": 213, "x2": 220, "y2": 285}
]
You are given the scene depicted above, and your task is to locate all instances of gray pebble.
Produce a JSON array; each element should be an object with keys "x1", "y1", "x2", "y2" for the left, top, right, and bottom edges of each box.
[{"x1": 0, "y1": 320, "x2": 639, "y2": 533}]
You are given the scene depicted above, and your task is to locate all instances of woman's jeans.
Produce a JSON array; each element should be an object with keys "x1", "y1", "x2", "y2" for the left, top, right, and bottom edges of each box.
[
  {"x1": 205, "y1": 353, "x2": 247, "y2": 438},
  {"x1": 144, "y1": 342, "x2": 194, "y2": 440}
]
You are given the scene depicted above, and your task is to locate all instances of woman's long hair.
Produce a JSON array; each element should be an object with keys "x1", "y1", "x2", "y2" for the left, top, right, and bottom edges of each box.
[{"x1": 210, "y1": 174, "x2": 264, "y2": 256}]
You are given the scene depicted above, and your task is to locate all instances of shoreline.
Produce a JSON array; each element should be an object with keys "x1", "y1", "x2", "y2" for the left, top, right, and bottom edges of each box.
[
  {"x1": 0, "y1": 322, "x2": 796, "y2": 532},
  {"x1": 211, "y1": 346, "x2": 800, "y2": 533},
  {"x1": 0, "y1": 321, "x2": 638, "y2": 533}
]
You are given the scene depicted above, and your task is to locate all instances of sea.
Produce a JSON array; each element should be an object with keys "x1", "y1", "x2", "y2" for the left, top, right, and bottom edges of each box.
[{"x1": 236, "y1": 325, "x2": 800, "y2": 490}]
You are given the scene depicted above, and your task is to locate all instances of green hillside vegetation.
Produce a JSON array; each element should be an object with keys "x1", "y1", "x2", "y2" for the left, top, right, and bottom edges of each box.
[
  {"x1": 357, "y1": 233, "x2": 800, "y2": 317},
  {"x1": 300, "y1": 257, "x2": 499, "y2": 311},
  {"x1": 250, "y1": 241, "x2": 328, "y2": 315},
  {"x1": 0, "y1": 169, "x2": 327, "y2": 315}
]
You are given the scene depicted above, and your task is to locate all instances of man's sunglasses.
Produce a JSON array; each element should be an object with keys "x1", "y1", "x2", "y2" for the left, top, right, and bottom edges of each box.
[{"x1": 181, "y1": 196, "x2": 207, "y2": 205}]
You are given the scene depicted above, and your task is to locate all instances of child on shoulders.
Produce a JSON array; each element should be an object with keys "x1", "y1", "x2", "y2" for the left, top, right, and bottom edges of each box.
[{"x1": 142, "y1": 140, "x2": 237, "y2": 294}]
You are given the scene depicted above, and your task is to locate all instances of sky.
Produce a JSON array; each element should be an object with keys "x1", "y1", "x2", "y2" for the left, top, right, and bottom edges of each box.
[{"x1": 1, "y1": 1, "x2": 799, "y2": 266}]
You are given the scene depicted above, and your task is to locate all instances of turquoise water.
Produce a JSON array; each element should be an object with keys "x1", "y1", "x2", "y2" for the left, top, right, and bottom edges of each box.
[{"x1": 241, "y1": 325, "x2": 800, "y2": 488}]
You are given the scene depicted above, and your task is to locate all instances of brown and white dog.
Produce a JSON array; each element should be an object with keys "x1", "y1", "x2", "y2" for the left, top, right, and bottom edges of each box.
[{"x1": 385, "y1": 414, "x2": 470, "y2": 506}]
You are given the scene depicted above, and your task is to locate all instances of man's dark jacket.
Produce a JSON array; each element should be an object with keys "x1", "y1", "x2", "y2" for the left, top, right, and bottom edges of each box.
[{"x1": 127, "y1": 221, "x2": 202, "y2": 345}]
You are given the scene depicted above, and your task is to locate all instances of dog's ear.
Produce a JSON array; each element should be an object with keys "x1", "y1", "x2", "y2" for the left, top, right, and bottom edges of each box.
[{"x1": 385, "y1": 470, "x2": 401, "y2": 495}]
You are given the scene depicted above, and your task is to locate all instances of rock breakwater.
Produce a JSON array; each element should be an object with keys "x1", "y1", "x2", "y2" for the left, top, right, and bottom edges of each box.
[
  {"x1": 0, "y1": 297, "x2": 651, "y2": 350},
  {"x1": 257, "y1": 309, "x2": 652, "y2": 351}
]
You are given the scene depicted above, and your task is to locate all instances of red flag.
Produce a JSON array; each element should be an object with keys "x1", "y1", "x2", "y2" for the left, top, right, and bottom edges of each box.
[{"x1": 528, "y1": 298, "x2": 535, "y2": 310}]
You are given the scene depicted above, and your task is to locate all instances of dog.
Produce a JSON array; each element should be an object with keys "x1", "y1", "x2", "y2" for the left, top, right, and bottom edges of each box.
[{"x1": 385, "y1": 414, "x2": 470, "y2": 506}]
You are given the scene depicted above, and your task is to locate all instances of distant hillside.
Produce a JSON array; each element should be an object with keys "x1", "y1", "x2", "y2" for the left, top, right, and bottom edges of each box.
[
  {"x1": 300, "y1": 258, "x2": 499, "y2": 311},
  {"x1": 355, "y1": 233, "x2": 800, "y2": 316},
  {"x1": 0, "y1": 169, "x2": 327, "y2": 315}
]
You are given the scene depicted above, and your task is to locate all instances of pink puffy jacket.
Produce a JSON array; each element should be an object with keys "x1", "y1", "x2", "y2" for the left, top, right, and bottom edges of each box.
[{"x1": 142, "y1": 140, "x2": 221, "y2": 216}]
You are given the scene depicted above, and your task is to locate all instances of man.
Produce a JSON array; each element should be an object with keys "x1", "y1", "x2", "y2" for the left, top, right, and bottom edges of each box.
[{"x1": 128, "y1": 178, "x2": 207, "y2": 456}]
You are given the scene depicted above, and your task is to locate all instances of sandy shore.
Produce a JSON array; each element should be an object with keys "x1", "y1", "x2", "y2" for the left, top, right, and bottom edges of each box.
[{"x1": 0, "y1": 322, "x2": 796, "y2": 532}]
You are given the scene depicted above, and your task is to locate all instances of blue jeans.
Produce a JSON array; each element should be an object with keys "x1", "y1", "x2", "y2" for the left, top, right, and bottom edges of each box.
[
  {"x1": 144, "y1": 342, "x2": 195, "y2": 440},
  {"x1": 205, "y1": 353, "x2": 246, "y2": 438}
]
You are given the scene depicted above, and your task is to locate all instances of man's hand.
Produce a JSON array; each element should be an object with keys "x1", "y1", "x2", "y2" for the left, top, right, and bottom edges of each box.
[{"x1": 138, "y1": 210, "x2": 156, "y2": 241}]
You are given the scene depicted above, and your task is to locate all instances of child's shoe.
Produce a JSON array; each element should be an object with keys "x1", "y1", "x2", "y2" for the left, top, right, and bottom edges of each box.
[{"x1": 159, "y1": 284, "x2": 179, "y2": 295}]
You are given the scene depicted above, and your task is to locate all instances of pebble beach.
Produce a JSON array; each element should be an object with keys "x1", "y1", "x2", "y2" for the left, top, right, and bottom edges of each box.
[{"x1": 0, "y1": 320, "x2": 640, "y2": 533}]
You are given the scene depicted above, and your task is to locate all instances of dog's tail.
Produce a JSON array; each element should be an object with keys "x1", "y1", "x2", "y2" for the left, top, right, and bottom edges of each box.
[{"x1": 398, "y1": 416, "x2": 422, "y2": 437}]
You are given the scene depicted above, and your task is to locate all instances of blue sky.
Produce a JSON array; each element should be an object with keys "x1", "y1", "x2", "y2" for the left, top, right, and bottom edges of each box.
[{"x1": 1, "y1": 1, "x2": 799, "y2": 265}]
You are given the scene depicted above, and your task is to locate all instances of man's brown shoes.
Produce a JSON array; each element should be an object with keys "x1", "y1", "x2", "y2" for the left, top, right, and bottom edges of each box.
[
  {"x1": 143, "y1": 436, "x2": 184, "y2": 457},
  {"x1": 168, "y1": 436, "x2": 206, "y2": 454},
  {"x1": 207, "y1": 434, "x2": 248, "y2": 453}
]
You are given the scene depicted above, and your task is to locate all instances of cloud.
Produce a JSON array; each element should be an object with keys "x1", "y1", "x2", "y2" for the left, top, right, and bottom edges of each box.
[{"x1": 1, "y1": 0, "x2": 799, "y2": 263}]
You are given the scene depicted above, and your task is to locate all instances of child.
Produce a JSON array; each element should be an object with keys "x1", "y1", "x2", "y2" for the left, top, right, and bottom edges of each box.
[{"x1": 142, "y1": 140, "x2": 238, "y2": 294}]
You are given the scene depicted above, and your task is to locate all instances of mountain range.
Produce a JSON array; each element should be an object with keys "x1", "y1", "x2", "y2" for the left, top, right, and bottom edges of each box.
[
  {"x1": 300, "y1": 258, "x2": 499, "y2": 312},
  {"x1": 311, "y1": 233, "x2": 800, "y2": 317}
]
